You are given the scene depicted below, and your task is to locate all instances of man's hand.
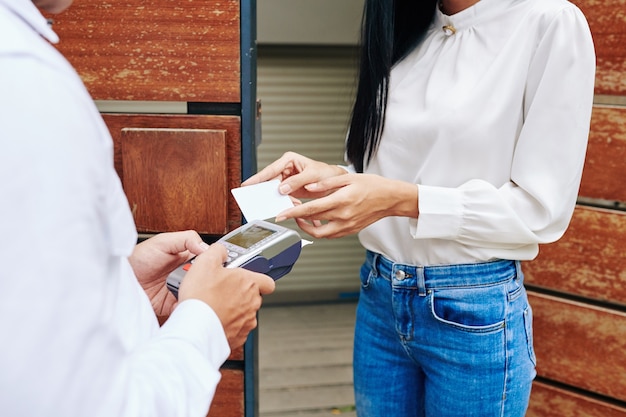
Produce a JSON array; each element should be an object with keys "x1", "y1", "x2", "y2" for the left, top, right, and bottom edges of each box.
[
  {"x1": 129, "y1": 231, "x2": 209, "y2": 317},
  {"x1": 179, "y1": 244, "x2": 276, "y2": 349}
]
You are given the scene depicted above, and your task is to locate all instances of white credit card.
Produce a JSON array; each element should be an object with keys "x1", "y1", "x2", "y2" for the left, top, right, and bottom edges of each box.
[{"x1": 231, "y1": 179, "x2": 294, "y2": 222}]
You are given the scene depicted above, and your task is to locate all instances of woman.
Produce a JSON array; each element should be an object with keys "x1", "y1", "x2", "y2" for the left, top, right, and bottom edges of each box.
[{"x1": 244, "y1": 0, "x2": 595, "y2": 415}]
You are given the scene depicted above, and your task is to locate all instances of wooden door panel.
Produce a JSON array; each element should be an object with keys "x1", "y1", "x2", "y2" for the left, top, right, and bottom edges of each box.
[
  {"x1": 579, "y1": 106, "x2": 626, "y2": 202},
  {"x1": 103, "y1": 114, "x2": 243, "y2": 233},
  {"x1": 530, "y1": 292, "x2": 626, "y2": 402},
  {"x1": 121, "y1": 128, "x2": 227, "y2": 234},
  {"x1": 528, "y1": 381, "x2": 626, "y2": 417},
  {"x1": 571, "y1": 0, "x2": 626, "y2": 96},
  {"x1": 48, "y1": 0, "x2": 240, "y2": 102},
  {"x1": 524, "y1": 206, "x2": 626, "y2": 306}
]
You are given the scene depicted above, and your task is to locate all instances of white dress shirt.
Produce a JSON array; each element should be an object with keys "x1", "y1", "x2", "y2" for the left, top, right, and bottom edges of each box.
[
  {"x1": 359, "y1": 0, "x2": 596, "y2": 266},
  {"x1": 0, "y1": 1, "x2": 230, "y2": 416}
]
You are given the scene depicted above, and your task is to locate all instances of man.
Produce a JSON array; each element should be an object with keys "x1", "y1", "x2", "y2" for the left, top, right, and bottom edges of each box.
[{"x1": 0, "y1": 1, "x2": 275, "y2": 416}]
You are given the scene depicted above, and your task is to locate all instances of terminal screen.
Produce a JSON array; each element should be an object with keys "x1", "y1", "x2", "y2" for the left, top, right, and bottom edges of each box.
[{"x1": 226, "y1": 225, "x2": 276, "y2": 249}]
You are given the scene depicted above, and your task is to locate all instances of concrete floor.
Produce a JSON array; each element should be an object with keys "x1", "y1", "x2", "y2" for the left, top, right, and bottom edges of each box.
[{"x1": 258, "y1": 302, "x2": 358, "y2": 417}]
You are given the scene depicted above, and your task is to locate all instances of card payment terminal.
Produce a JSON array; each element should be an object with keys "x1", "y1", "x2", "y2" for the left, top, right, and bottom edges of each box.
[{"x1": 167, "y1": 220, "x2": 302, "y2": 299}]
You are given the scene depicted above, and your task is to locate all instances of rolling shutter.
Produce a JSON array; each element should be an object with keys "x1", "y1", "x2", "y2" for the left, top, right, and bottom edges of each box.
[{"x1": 257, "y1": 46, "x2": 364, "y2": 302}]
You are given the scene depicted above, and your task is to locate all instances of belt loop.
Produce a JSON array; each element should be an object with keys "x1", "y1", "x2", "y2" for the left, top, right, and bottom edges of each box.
[
  {"x1": 371, "y1": 251, "x2": 379, "y2": 276},
  {"x1": 515, "y1": 260, "x2": 523, "y2": 282},
  {"x1": 417, "y1": 267, "x2": 426, "y2": 297}
]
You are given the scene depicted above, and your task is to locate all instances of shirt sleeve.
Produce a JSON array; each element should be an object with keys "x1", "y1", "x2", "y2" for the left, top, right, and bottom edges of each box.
[
  {"x1": 114, "y1": 299, "x2": 231, "y2": 417},
  {"x1": 413, "y1": 5, "x2": 596, "y2": 249},
  {"x1": 0, "y1": 36, "x2": 231, "y2": 417}
]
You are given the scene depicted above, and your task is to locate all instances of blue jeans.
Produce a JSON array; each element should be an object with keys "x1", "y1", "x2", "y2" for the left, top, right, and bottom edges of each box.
[{"x1": 354, "y1": 251, "x2": 536, "y2": 417}]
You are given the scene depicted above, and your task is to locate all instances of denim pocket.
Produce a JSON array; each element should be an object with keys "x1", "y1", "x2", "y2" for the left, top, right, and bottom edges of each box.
[
  {"x1": 523, "y1": 304, "x2": 537, "y2": 366},
  {"x1": 429, "y1": 283, "x2": 507, "y2": 333}
]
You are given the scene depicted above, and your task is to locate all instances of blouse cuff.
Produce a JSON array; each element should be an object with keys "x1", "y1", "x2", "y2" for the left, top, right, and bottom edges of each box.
[
  {"x1": 337, "y1": 164, "x2": 356, "y2": 174},
  {"x1": 411, "y1": 184, "x2": 463, "y2": 240}
]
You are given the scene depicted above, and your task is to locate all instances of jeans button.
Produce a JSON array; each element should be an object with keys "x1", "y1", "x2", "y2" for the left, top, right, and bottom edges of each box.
[{"x1": 395, "y1": 270, "x2": 407, "y2": 281}]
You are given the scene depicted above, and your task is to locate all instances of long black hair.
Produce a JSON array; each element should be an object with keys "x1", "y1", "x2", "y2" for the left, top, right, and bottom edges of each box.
[{"x1": 346, "y1": 0, "x2": 438, "y2": 173}]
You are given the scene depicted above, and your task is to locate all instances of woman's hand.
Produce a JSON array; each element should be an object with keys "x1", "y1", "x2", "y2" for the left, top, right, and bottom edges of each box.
[
  {"x1": 242, "y1": 151, "x2": 347, "y2": 200},
  {"x1": 128, "y1": 231, "x2": 209, "y2": 317},
  {"x1": 275, "y1": 174, "x2": 419, "y2": 239}
]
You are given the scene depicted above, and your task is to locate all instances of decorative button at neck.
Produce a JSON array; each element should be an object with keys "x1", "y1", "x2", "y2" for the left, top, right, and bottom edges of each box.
[{"x1": 442, "y1": 24, "x2": 457, "y2": 36}]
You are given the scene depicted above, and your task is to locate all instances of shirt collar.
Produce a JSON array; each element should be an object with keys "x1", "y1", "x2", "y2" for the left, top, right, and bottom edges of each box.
[{"x1": 0, "y1": 0, "x2": 59, "y2": 43}]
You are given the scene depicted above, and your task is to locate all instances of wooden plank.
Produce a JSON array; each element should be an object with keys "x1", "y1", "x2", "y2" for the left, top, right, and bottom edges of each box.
[
  {"x1": 528, "y1": 381, "x2": 626, "y2": 417},
  {"x1": 208, "y1": 368, "x2": 245, "y2": 417},
  {"x1": 529, "y1": 291, "x2": 626, "y2": 402},
  {"x1": 48, "y1": 0, "x2": 240, "y2": 102},
  {"x1": 121, "y1": 128, "x2": 228, "y2": 234},
  {"x1": 524, "y1": 206, "x2": 626, "y2": 306},
  {"x1": 103, "y1": 114, "x2": 243, "y2": 233},
  {"x1": 579, "y1": 106, "x2": 626, "y2": 202},
  {"x1": 571, "y1": 0, "x2": 626, "y2": 96}
]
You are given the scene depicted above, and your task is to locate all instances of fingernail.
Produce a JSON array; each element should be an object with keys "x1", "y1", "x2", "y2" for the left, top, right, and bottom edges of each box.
[
  {"x1": 199, "y1": 242, "x2": 210, "y2": 251},
  {"x1": 275, "y1": 215, "x2": 285, "y2": 222},
  {"x1": 279, "y1": 183, "x2": 292, "y2": 194},
  {"x1": 305, "y1": 183, "x2": 318, "y2": 191}
]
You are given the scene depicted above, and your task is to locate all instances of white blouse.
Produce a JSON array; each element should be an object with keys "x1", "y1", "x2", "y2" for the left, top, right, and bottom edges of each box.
[
  {"x1": 359, "y1": 0, "x2": 596, "y2": 266},
  {"x1": 0, "y1": 1, "x2": 229, "y2": 416}
]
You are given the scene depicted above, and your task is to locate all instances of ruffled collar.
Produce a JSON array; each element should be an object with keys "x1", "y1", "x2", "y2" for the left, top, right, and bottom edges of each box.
[{"x1": 434, "y1": 0, "x2": 512, "y2": 35}]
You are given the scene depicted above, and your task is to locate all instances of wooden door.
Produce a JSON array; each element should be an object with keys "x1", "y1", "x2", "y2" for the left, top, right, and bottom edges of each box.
[{"x1": 524, "y1": 1, "x2": 626, "y2": 415}]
